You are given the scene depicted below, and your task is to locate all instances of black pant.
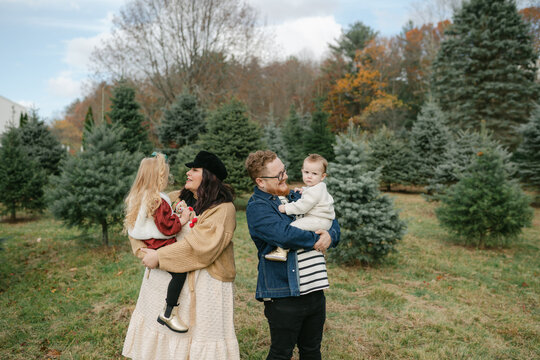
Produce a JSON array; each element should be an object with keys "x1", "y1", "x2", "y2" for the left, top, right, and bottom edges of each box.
[
  {"x1": 166, "y1": 272, "x2": 187, "y2": 306},
  {"x1": 264, "y1": 290, "x2": 326, "y2": 360}
]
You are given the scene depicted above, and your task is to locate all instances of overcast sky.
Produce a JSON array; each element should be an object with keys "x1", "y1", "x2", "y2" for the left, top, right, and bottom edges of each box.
[{"x1": 0, "y1": 0, "x2": 442, "y2": 121}]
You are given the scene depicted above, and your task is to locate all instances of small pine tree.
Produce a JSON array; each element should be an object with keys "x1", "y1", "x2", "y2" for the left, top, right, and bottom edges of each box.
[
  {"x1": 19, "y1": 112, "x2": 28, "y2": 127},
  {"x1": 282, "y1": 105, "x2": 306, "y2": 181},
  {"x1": 427, "y1": 127, "x2": 514, "y2": 197},
  {"x1": 410, "y1": 100, "x2": 451, "y2": 186},
  {"x1": 513, "y1": 105, "x2": 540, "y2": 202},
  {"x1": 198, "y1": 99, "x2": 262, "y2": 192},
  {"x1": 82, "y1": 106, "x2": 95, "y2": 149},
  {"x1": 436, "y1": 150, "x2": 533, "y2": 248},
  {"x1": 48, "y1": 124, "x2": 141, "y2": 245},
  {"x1": 19, "y1": 109, "x2": 65, "y2": 177},
  {"x1": 0, "y1": 127, "x2": 45, "y2": 220},
  {"x1": 368, "y1": 126, "x2": 413, "y2": 191},
  {"x1": 262, "y1": 113, "x2": 288, "y2": 163},
  {"x1": 303, "y1": 102, "x2": 335, "y2": 162},
  {"x1": 108, "y1": 80, "x2": 153, "y2": 154},
  {"x1": 158, "y1": 93, "x2": 206, "y2": 149},
  {"x1": 326, "y1": 128, "x2": 407, "y2": 265}
]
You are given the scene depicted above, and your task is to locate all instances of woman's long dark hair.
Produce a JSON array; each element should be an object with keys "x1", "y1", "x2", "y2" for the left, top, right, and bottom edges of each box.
[{"x1": 179, "y1": 168, "x2": 235, "y2": 215}]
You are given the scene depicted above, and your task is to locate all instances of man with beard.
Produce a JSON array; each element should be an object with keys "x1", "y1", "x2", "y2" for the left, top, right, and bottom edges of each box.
[{"x1": 245, "y1": 150, "x2": 340, "y2": 360}]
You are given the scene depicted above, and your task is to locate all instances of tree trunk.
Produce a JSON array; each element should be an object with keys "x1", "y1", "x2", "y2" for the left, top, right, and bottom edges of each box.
[
  {"x1": 101, "y1": 221, "x2": 109, "y2": 246},
  {"x1": 10, "y1": 204, "x2": 16, "y2": 221}
]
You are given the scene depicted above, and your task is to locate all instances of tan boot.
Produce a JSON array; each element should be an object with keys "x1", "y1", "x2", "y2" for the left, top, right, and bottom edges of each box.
[
  {"x1": 157, "y1": 304, "x2": 188, "y2": 333},
  {"x1": 264, "y1": 247, "x2": 289, "y2": 261}
]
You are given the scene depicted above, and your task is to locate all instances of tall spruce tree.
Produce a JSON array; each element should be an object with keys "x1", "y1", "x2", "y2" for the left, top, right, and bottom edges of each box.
[
  {"x1": 513, "y1": 104, "x2": 540, "y2": 202},
  {"x1": 410, "y1": 100, "x2": 451, "y2": 187},
  {"x1": 368, "y1": 126, "x2": 413, "y2": 191},
  {"x1": 198, "y1": 99, "x2": 262, "y2": 192},
  {"x1": 0, "y1": 127, "x2": 45, "y2": 220},
  {"x1": 108, "y1": 80, "x2": 153, "y2": 154},
  {"x1": 281, "y1": 105, "x2": 306, "y2": 181},
  {"x1": 82, "y1": 106, "x2": 95, "y2": 149},
  {"x1": 48, "y1": 124, "x2": 140, "y2": 245},
  {"x1": 158, "y1": 93, "x2": 206, "y2": 149},
  {"x1": 303, "y1": 103, "x2": 335, "y2": 162},
  {"x1": 436, "y1": 150, "x2": 532, "y2": 248},
  {"x1": 432, "y1": 0, "x2": 539, "y2": 145},
  {"x1": 18, "y1": 109, "x2": 65, "y2": 177},
  {"x1": 326, "y1": 129, "x2": 407, "y2": 265}
]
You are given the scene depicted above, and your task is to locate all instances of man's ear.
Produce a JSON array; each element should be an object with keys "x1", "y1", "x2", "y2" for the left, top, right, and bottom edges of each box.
[{"x1": 255, "y1": 178, "x2": 265, "y2": 189}]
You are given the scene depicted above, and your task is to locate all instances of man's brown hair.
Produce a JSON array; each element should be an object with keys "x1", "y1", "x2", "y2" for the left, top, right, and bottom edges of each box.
[
  {"x1": 304, "y1": 153, "x2": 328, "y2": 173},
  {"x1": 245, "y1": 150, "x2": 277, "y2": 182}
]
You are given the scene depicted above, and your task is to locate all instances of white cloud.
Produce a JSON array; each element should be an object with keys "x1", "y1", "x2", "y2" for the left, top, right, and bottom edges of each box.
[
  {"x1": 63, "y1": 32, "x2": 110, "y2": 71},
  {"x1": 248, "y1": 0, "x2": 338, "y2": 24},
  {"x1": 16, "y1": 100, "x2": 35, "y2": 109},
  {"x1": 47, "y1": 71, "x2": 81, "y2": 98},
  {"x1": 267, "y1": 16, "x2": 342, "y2": 60}
]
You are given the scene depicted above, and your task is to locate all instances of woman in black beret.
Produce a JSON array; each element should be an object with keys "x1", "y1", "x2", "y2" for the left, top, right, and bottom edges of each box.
[{"x1": 123, "y1": 151, "x2": 240, "y2": 360}]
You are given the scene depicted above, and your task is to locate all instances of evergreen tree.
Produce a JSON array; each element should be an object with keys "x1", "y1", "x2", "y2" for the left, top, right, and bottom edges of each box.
[
  {"x1": 198, "y1": 99, "x2": 262, "y2": 192},
  {"x1": 330, "y1": 21, "x2": 378, "y2": 64},
  {"x1": 82, "y1": 106, "x2": 95, "y2": 149},
  {"x1": 432, "y1": 0, "x2": 539, "y2": 145},
  {"x1": 436, "y1": 150, "x2": 533, "y2": 248},
  {"x1": 368, "y1": 126, "x2": 413, "y2": 191},
  {"x1": 281, "y1": 105, "x2": 306, "y2": 181},
  {"x1": 158, "y1": 93, "x2": 206, "y2": 149},
  {"x1": 0, "y1": 127, "x2": 45, "y2": 220},
  {"x1": 303, "y1": 103, "x2": 335, "y2": 162},
  {"x1": 19, "y1": 112, "x2": 28, "y2": 127},
  {"x1": 262, "y1": 112, "x2": 288, "y2": 162},
  {"x1": 326, "y1": 129, "x2": 407, "y2": 265},
  {"x1": 18, "y1": 109, "x2": 65, "y2": 177},
  {"x1": 48, "y1": 124, "x2": 140, "y2": 245},
  {"x1": 513, "y1": 104, "x2": 540, "y2": 202},
  {"x1": 108, "y1": 80, "x2": 153, "y2": 154},
  {"x1": 410, "y1": 100, "x2": 451, "y2": 186},
  {"x1": 427, "y1": 127, "x2": 514, "y2": 197}
]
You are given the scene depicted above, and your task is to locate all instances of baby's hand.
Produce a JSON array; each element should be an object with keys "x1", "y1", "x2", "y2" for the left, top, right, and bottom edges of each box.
[
  {"x1": 179, "y1": 207, "x2": 191, "y2": 226},
  {"x1": 278, "y1": 204, "x2": 286, "y2": 213},
  {"x1": 294, "y1": 187, "x2": 303, "y2": 194},
  {"x1": 175, "y1": 200, "x2": 187, "y2": 213}
]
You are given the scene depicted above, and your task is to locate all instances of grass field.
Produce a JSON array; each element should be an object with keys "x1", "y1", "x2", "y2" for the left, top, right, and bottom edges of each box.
[{"x1": 0, "y1": 193, "x2": 538, "y2": 359}]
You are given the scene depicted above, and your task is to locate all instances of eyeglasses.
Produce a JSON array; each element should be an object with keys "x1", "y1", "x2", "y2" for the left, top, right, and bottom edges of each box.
[{"x1": 259, "y1": 167, "x2": 287, "y2": 182}]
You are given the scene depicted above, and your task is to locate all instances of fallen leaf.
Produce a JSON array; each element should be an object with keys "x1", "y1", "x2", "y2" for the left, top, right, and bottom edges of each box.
[
  {"x1": 46, "y1": 348, "x2": 61, "y2": 357},
  {"x1": 69, "y1": 267, "x2": 77, "y2": 272},
  {"x1": 51, "y1": 288, "x2": 57, "y2": 293},
  {"x1": 116, "y1": 270, "x2": 124, "y2": 276}
]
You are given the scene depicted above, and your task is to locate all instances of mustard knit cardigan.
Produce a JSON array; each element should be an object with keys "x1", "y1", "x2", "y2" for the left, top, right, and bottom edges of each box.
[{"x1": 129, "y1": 190, "x2": 237, "y2": 282}]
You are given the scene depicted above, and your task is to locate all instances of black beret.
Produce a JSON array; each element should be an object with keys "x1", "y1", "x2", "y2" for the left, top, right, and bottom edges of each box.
[{"x1": 185, "y1": 151, "x2": 228, "y2": 181}]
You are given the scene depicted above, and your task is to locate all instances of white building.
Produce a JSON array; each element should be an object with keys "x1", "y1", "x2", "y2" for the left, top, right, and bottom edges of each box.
[{"x1": 0, "y1": 95, "x2": 27, "y2": 135}]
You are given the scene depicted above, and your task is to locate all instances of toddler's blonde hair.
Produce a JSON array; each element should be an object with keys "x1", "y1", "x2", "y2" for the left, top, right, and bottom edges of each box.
[{"x1": 124, "y1": 153, "x2": 169, "y2": 231}]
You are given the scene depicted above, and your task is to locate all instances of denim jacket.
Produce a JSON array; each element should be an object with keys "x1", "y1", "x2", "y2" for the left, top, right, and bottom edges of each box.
[{"x1": 246, "y1": 186, "x2": 340, "y2": 300}]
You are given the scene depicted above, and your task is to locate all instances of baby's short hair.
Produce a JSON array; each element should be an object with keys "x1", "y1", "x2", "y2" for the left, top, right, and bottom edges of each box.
[{"x1": 304, "y1": 154, "x2": 328, "y2": 173}]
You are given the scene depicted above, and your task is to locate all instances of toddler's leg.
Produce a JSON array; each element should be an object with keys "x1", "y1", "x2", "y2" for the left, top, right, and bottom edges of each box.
[
  {"x1": 265, "y1": 247, "x2": 289, "y2": 261},
  {"x1": 157, "y1": 272, "x2": 189, "y2": 333}
]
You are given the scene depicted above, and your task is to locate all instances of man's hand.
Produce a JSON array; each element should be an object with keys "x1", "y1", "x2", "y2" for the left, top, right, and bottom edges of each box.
[
  {"x1": 278, "y1": 204, "x2": 286, "y2": 213},
  {"x1": 141, "y1": 248, "x2": 159, "y2": 268},
  {"x1": 314, "y1": 229, "x2": 331, "y2": 253}
]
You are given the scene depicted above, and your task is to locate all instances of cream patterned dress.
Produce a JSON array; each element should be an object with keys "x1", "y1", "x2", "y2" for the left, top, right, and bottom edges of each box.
[{"x1": 122, "y1": 267, "x2": 239, "y2": 360}]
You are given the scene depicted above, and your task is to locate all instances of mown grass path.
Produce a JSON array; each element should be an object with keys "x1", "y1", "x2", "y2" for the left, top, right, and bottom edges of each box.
[{"x1": 0, "y1": 193, "x2": 538, "y2": 359}]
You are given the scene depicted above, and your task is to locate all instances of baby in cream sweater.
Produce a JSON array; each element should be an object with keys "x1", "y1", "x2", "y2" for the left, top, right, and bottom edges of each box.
[{"x1": 265, "y1": 154, "x2": 335, "y2": 261}]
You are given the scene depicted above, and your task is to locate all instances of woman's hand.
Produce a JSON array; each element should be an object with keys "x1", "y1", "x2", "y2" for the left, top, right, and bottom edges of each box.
[{"x1": 140, "y1": 248, "x2": 159, "y2": 268}]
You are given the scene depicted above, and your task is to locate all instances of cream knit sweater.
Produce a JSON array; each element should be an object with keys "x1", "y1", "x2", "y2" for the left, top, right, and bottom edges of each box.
[{"x1": 129, "y1": 191, "x2": 237, "y2": 282}]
